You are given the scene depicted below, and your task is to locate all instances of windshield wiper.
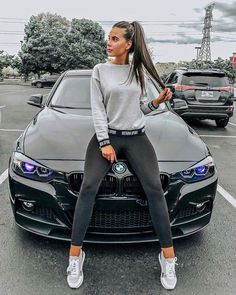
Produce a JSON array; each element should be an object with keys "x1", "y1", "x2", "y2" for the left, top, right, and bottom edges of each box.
[
  {"x1": 192, "y1": 82, "x2": 209, "y2": 86},
  {"x1": 50, "y1": 104, "x2": 79, "y2": 109}
]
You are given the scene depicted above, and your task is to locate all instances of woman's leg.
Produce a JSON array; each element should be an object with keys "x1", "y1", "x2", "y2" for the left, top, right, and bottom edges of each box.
[
  {"x1": 70, "y1": 134, "x2": 113, "y2": 249},
  {"x1": 123, "y1": 134, "x2": 175, "y2": 257}
]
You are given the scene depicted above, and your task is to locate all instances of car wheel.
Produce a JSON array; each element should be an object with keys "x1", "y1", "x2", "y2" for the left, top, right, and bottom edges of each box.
[
  {"x1": 36, "y1": 82, "x2": 43, "y2": 88},
  {"x1": 215, "y1": 117, "x2": 229, "y2": 128}
]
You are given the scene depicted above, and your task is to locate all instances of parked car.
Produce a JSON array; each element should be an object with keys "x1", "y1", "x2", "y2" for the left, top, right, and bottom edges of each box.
[
  {"x1": 8, "y1": 69, "x2": 218, "y2": 243},
  {"x1": 31, "y1": 74, "x2": 60, "y2": 88},
  {"x1": 233, "y1": 83, "x2": 236, "y2": 100},
  {"x1": 164, "y1": 68, "x2": 234, "y2": 127}
]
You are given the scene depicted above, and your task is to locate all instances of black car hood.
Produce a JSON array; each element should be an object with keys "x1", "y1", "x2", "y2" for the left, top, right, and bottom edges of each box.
[{"x1": 23, "y1": 107, "x2": 207, "y2": 168}]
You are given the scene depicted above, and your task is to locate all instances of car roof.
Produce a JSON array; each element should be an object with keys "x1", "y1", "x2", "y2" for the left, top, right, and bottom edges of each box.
[
  {"x1": 174, "y1": 68, "x2": 226, "y2": 75},
  {"x1": 64, "y1": 69, "x2": 92, "y2": 77}
]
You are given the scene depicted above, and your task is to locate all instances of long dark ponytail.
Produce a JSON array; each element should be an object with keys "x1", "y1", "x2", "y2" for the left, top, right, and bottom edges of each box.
[{"x1": 112, "y1": 20, "x2": 166, "y2": 95}]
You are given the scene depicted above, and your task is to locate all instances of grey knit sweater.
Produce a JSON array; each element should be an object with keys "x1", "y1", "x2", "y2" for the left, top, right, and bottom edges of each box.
[{"x1": 90, "y1": 62, "x2": 159, "y2": 147}]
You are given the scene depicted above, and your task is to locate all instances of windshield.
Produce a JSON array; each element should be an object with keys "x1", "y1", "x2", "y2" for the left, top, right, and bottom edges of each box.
[
  {"x1": 182, "y1": 73, "x2": 229, "y2": 87},
  {"x1": 49, "y1": 75, "x2": 167, "y2": 111}
]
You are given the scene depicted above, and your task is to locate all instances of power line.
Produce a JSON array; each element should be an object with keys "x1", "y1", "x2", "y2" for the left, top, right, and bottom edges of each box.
[
  {"x1": 0, "y1": 20, "x2": 26, "y2": 24},
  {"x1": 0, "y1": 42, "x2": 21, "y2": 45},
  {"x1": 0, "y1": 17, "x2": 28, "y2": 20}
]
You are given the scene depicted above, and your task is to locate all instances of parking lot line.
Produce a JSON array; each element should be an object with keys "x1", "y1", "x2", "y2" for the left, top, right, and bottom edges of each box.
[
  {"x1": 199, "y1": 135, "x2": 236, "y2": 138},
  {"x1": 0, "y1": 129, "x2": 24, "y2": 132},
  {"x1": 217, "y1": 185, "x2": 236, "y2": 208},
  {"x1": 0, "y1": 169, "x2": 8, "y2": 185},
  {"x1": 229, "y1": 122, "x2": 236, "y2": 127}
]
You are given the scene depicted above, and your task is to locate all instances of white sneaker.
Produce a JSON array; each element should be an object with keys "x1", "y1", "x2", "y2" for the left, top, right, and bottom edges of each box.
[
  {"x1": 158, "y1": 250, "x2": 178, "y2": 290},
  {"x1": 66, "y1": 250, "x2": 85, "y2": 289}
]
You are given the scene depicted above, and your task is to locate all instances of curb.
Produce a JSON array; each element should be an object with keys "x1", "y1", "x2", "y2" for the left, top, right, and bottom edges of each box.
[{"x1": 0, "y1": 82, "x2": 31, "y2": 86}]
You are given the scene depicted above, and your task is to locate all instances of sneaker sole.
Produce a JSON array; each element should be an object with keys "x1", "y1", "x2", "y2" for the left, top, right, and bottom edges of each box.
[
  {"x1": 67, "y1": 251, "x2": 86, "y2": 289},
  {"x1": 158, "y1": 252, "x2": 177, "y2": 290}
]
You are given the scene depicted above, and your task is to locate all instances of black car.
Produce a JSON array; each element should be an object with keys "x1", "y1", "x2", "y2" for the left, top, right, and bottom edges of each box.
[
  {"x1": 31, "y1": 74, "x2": 60, "y2": 88},
  {"x1": 165, "y1": 68, "x2": 234, "y2": 127},
  {"x1": 8, "y1": 69, "x2": 218, "y2": 243}
]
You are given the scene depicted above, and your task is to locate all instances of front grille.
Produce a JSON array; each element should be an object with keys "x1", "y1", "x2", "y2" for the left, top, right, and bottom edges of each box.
[
  {"x1": 32, "y1": 205, "x2": 58, "y2": 220},
  {"x1": 175, "y1": 204, "x2": 197, "y2": 219},
  {"x1": 68, "y1": 172, "x2": 169, "y2": 196},
  {"x1": 89, "y1": 208, "x2": 153, "y2": 233},
  {"x1": 175, "y1": 201, "x2": 211, "y2": 219},
  {"x1": 123, "y1": 174, "x2": 169, "y2": 195},
  {"x1": 68, "y1": 173, "x2": 117, "y2": 195},
  {"x1": 123, "y1": 175, "x2": 145, "y2": 195}
]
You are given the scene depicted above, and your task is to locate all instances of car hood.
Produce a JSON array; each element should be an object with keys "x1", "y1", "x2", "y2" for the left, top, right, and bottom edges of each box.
[{"x1": 22, "y1": 107, "x2": 207, "y2": 171}]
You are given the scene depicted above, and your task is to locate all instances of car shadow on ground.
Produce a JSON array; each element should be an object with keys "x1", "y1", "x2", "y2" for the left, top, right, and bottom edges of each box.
[{"x1": 183, "y1": 118, "x2": 227, "y2": 132}]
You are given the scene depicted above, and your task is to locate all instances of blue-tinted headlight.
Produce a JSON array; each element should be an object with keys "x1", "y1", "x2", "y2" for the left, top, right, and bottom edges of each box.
[
  {"x1": 11, "y1": 152, "x2": 54, "y2": 181},
  {"x1": 195, "y1": 165, "x2": 208, "y2": 175},
  {"x1": 174, "y1": 156, "x2": 216, "y2": 183}
]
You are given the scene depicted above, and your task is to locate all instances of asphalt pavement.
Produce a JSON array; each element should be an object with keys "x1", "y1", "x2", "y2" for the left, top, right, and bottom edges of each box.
[{"x1": 0, "y1": 85, "x2": 235, "y2": 295}]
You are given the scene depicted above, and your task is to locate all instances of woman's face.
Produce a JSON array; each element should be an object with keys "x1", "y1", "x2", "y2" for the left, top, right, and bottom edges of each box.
[{"x1": 106, "y1": 27, "x2": 132, "y2": 58}]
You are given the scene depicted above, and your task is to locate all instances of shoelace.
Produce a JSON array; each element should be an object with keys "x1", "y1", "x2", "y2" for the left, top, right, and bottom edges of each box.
[
  {"x1": 165, "y1": 257, "x2": 178, "y2": 278},
  {"x1": 68, "y1": 259, "x2": 80, "y2": 276}
]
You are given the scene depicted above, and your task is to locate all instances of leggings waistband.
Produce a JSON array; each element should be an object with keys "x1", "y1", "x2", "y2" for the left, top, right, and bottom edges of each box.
[{"x1": 108, "y1": 126, "x2": 145, "y2": 136}]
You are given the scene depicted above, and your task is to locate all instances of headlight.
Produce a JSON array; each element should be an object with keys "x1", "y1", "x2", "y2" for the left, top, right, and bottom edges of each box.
[
  {"x1": 173, "y1": 156, "x2": 216, "y2": 183},
  {"x1": 11, "y1": 152, "x2": 55, "y2": 182}
]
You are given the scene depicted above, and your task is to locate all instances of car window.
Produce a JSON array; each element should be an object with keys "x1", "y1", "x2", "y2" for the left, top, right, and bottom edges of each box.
[
  {"x1": 167, "y1": 73, "x2": 178, "y2": 84},
  {"x1": 50, "y1": 75, "x2": 168, "y2": 111},
  {"x1": 146, "y1": 78, "x2": 167, "y2": 111},
  {"x1": 50, "y1": 76, "x2": 91, "y2": 108},
  {"x1": 181, "y1": 73, "x2": 229, "y2": 87}
]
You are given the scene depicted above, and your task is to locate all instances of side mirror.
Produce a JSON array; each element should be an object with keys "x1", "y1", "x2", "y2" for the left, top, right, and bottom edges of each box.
[
  {"x1": 172, "y1": 99, "x2": 188, "y2": 110},
  {"x1": 27, "y1": 94, "x2": 43, "y2": 108},
  {"x1": 165, "y1": 85, "x2": 175, "y2": 93}
]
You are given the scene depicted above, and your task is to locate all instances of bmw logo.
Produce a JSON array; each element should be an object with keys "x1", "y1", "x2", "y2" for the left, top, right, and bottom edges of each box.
[{"x1": 112, "y1": 162, "x2": 127, "y2": 174}]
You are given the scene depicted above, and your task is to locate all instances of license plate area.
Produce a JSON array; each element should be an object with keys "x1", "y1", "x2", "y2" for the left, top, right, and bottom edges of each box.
[{"x1": 201, "y1": 91, "x2": 214, "y2": 98}]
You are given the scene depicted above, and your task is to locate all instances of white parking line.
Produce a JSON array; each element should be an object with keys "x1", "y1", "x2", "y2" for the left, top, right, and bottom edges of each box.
[
  {"x1": 199, "y1": 135, "x2": 236, "y2": 138},
  {"x1": 0, "y1": 169, "x2": 8, "y2": 185},
  {"x1": 0, "y1": 129, "x2": 24, "y2": 132},
  {"x1": 0, "y1": 168, "x2": 235, "y2": 209},
  {"x1": 0, "y1": 90, "x2": 29, "y2": 96},
  {"x1": 229, "y1": 122, "x2": 236, "y2": 127},
  {"x1": 217, "y1": 185, "x2": 236, "y2": 208},
  {"x1": 0, "y1": 105, "x2": 6, "y2": 109}
]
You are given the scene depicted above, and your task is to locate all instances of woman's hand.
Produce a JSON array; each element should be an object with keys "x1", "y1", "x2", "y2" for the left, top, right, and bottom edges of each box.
[
  {"x1": 156, "y1": 87, "x2": 172, "y2": 104},
  {"x1": 100, "y1": 145, "x2": 117, "y2": 163}
]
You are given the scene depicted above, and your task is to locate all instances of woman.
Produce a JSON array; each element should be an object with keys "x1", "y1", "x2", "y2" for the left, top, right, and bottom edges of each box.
[{"x1": 66, "y1": 20, "x2": 178, "y2": 290}]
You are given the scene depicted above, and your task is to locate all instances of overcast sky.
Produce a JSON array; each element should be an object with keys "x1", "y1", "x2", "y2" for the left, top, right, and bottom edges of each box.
[{"x1": 0, "y1": 0, "x2": 235, "y2": 63}]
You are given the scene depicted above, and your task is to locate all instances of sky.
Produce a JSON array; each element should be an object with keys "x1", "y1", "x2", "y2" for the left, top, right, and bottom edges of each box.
[{"x1": 0, "y1": 0, "x2": 235, "y2": 63}]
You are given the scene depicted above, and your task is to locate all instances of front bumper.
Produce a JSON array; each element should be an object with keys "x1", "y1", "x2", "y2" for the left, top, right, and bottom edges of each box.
[{"x1": 8, "y1": 164, "x2": 218, "y2": 244}]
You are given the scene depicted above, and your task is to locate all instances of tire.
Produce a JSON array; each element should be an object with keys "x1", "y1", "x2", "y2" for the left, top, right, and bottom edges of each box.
[
  {"x1": 215, "y1": 117, "x2": 229, "y2": 128},
  {"x1": 36, "y1": 82, "x2": 43, "y2": 88}
]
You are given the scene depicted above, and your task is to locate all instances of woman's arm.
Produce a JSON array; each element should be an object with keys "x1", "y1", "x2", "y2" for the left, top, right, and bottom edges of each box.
[{"x1": 90, "y1": 65, "x2": 111, "y2": 148}]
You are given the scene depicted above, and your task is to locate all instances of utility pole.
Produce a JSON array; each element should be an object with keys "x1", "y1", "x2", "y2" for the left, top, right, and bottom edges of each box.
[{"x1": 198, "y1": 2, "x2": 215, "y2": 62}]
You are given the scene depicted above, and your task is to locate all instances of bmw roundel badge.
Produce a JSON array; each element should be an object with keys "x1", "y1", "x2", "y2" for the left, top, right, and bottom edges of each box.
[{"x1": 112, "y1": 162, "x2": 127, "y2": 174}]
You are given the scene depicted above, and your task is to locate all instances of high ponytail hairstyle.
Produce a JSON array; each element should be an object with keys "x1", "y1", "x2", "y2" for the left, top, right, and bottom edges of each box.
[{"x1": 112, "y1": 20, "x2": 166, "y2": 95}]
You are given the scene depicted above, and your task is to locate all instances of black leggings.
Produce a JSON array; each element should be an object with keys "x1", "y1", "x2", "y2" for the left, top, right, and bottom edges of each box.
[{"x1": 71, "y1": 133, "x2": 173, "y2": 248}]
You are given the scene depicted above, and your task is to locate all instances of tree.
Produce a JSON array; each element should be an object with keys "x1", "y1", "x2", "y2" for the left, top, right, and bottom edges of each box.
[
  {"x1": 18, "y1": 12, "x2": 70, "y2": 78},
  {"x1": 61, "y1": 18, "x2": 107, "y2": 70},
  {"x1": 176, "y1": 57, "x2": 236, "y2": 82},
  {"x1": 18, "y1": 13, "x2": 107, "y2": 76},
  {"x1": 0, "y1": 51, "x2": 16, "y2": 76}
]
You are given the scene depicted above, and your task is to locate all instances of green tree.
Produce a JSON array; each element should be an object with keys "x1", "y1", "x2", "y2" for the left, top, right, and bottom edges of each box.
[
  {"x1": 61, "y1": 18, "x2": 107, "y2": 70},
  {"x1": 176, "y1": 57, "x2": 236, "y2": 82},
  {"x1": 18, "y1": 13, "x2": 107, "y2": 77},
  {"x1": 18, "y1": 12, "x2": 70, "y2": 78}
]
